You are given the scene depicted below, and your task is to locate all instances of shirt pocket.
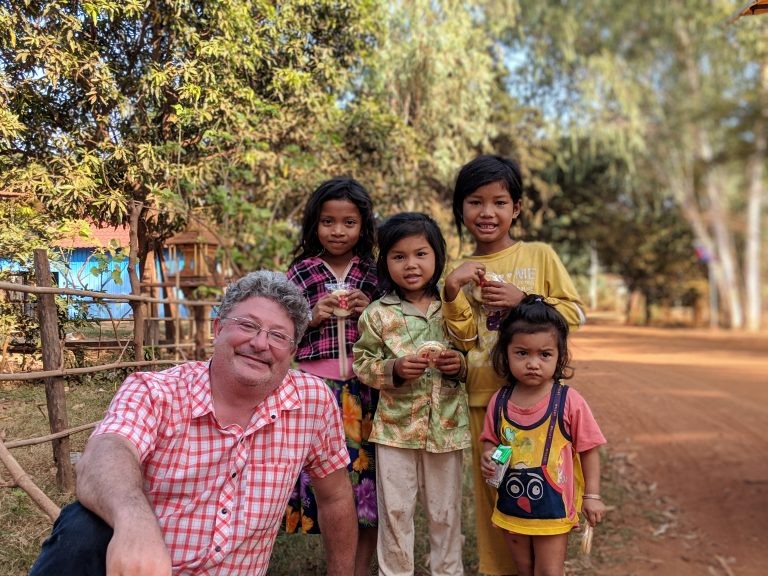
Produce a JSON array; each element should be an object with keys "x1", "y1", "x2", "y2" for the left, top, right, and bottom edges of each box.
[
  {"x1": 437, "y1": 382, "x2": 469, "y2": 429},
  {"x1": 243, "y1": 461, "x2": 302, "y2": 532}
]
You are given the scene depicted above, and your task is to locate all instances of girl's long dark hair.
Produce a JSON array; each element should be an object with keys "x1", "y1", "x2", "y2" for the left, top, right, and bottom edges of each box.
[
  {"x1": 376, "y1": 212, "x2": 446, "y2": 299},
  {"x1": 290, "y1": 177, "x2": 376, "y2": 267},
  {"x1": 491, "y1": 294, "x2": 573, "y2": 384}
]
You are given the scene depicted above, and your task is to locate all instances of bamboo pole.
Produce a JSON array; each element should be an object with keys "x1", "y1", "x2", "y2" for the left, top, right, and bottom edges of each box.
[
  {"x1": 0, "y1": 359, "x2": 181, "y2": 381},
  {"x1": 128, "y1": 201, "x2": 145, "y2": 361},
  {"x1": 0, "y1": 440, "x2": 61, "y2": 522},
  {"x1": 5, "y1": 421, "x2": 100, "y2": 449},
  {"x1": 0, "y1": 280, "x2": 219, "y2": 306}
]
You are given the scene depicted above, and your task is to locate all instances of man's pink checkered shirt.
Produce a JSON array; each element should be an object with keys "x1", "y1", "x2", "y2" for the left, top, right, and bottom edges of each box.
[{"x1": 93, "y1": 361, "x2": 349, "y2": 575}]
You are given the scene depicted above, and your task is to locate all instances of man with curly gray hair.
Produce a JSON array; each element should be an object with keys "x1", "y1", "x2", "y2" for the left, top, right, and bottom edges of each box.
[
  {"x1": 31, "y1": 271, "x2": 357, "y2": 576},
  {"x1": 217, "y1": 270, "x2": 311, "y2": 341}
]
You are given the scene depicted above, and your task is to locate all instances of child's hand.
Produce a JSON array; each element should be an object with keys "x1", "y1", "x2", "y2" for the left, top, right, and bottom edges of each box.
[
  {"x1": 444, "y1": 261, "x2": 486, "y2": 301},
  {"x1": 310, "y1": 293, "x2": 337, "y2": 327},
  {"x1": 582, "y1": 498, "x2": 607, "y2": 527},
  {"x1": 480, "y1": 279, "x2": 526, "y2": 309},
  {"x1": 347, "y1": 289, "x2": 371, "y2": 315},
  {"x1": 394, "y1": 354, "x2": 429, "y2": 381},
  {"x1": 480, "y1": 446, "x2": 496, "y2": 480},
  {"x1": 433, "y1": 350, "x2": 462, "y2": 377}
]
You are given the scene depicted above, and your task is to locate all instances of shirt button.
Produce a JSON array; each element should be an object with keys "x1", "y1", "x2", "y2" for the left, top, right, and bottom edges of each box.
[
  {"x1": 231, "y1": 472, "x2": 237, "y2": 478},
  {"x1": 221, "y1": 508, "x2": 227, "y2": 515},
  {"x1": 214, "y1": 545, "x2": 221, "y2": 552},
  {"x1": 270, "y1": 414, "x2": 276, "y2": 420}
]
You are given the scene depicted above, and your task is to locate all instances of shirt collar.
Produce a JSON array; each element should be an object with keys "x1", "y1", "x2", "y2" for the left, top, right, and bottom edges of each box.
[
  {"x1": 379, "y1": 290, "x2": 443, "y2": 317},
  {"x1": 190, "y1": 360, "x2": 215, "y2": 419},
  {"x1": 190, "y1": 361, "x2": 302, "y2": 424},
  {"x1": 306, "y1": 254, "x2": 360, "y2": 267}
]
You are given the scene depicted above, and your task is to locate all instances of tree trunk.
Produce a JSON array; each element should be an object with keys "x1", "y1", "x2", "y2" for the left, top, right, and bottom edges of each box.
[
  {"x1": 665, "y1": 150, "x2": 720, "y2": 327},
  {"x1": 744, "y1": 61, "x2": 766, "y2": 332},
  {"x1": 674, "y1": 18, "x2": 743, "y2": 328},
  {"x1": 706, "y1": 170, "x2": 743, "y2": 328},
  {"x1": 193, "y1": 304, "x2": 209, "y2": 361},
  {"x1": 144, "y1": 240, "x2": 159, "y2": 350},
  {"x1": 589, "y1": 244, "x2": 599, "y2": 310},
  {"x1": 626, "y1": 289, "x2": 646, "y2": 326}
]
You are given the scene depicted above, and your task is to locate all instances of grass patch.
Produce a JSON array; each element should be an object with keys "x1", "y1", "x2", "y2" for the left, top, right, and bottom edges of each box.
[{"x1": 1, "y1": 378, "x2": 109, "y2": 575}]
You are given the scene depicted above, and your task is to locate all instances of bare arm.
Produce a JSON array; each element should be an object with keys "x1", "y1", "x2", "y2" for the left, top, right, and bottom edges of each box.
[
  {"x1": 579, "y1": 446, "x2": 607, "y2": 527},
  {"x1": 76, "y1": 434, "x2": 172, "y2": 576},
  {"x1": 312, "y1": 468, "x2": 357, "y2": 576}
]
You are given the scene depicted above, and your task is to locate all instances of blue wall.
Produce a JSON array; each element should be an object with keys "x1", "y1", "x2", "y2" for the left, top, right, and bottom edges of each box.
[
  {"x1": 51, "y1": 248, "x2": 133, "y2": 320},
  {"x1": 1, "y1": 250, "x2": 191, "y2": 320},
  {"x1": 0, "y1": 248, "x2": 207, "y2": 319}
]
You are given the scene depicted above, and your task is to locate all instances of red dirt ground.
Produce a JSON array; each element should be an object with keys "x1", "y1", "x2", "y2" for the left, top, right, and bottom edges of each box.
[{"x1": 568, "y1": 317, "x2": 767, "y2": 576}]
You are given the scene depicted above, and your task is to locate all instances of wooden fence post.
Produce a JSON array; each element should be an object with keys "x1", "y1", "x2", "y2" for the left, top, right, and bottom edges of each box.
[
  {"x1": 128, "y1": 200, "x2": 145, "y2": 361},
  {"x1": 193, "y1": 304, "x2": 209, "y2": 360},
  {"x1": 33, "y1": 249, "x2": 75, "y2": 492}
]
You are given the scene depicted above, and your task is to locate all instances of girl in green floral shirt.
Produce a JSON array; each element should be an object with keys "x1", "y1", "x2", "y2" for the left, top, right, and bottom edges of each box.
[{"x1": 353, "y1": 212, "x2": 470, "y2": 576}]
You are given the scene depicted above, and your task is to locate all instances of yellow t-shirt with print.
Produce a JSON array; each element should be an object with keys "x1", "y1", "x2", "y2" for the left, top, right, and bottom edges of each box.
[{"x1": 442, "y1": 241, "x2": 584, "y2": 408}]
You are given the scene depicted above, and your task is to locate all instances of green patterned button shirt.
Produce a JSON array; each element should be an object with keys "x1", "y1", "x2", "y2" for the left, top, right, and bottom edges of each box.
[{"x1": 353, "y1": 292, "x2": 471, "y2": 453}]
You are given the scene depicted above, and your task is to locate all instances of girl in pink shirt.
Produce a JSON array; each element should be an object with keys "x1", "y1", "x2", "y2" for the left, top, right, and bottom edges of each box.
[{"x1": 479, "y1": 294, "x2": 607, "y2": 576}]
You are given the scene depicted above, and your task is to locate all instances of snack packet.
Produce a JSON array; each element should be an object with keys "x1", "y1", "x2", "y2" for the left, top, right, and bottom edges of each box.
[
  {"x1": 325, "y1": 282, "x2": 352, "y2": 317},
  {"x1": 416, "y1": 341, "x2": 446, "y2": 366}
]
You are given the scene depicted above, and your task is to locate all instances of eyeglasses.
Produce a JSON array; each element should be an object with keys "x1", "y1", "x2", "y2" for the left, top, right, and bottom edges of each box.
[{"x1": 220, "y1": 317, "x2": 295, "y2": 349}]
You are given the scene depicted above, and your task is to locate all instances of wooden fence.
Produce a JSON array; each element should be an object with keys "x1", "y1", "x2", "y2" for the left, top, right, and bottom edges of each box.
[{"x1": 1, "y1": 250, "x2": 222, "y2": 521}]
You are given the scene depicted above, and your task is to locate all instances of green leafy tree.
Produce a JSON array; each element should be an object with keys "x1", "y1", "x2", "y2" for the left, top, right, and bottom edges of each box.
[
  {"x1": 350, "y1": 0, "x2": 501, "y2": 207},
  {"x1": 2, "y1": 0, "x2": 379, "y2": 250},
  {"x1": 541, "y1": 144, "x2": 702, "y2": 323},
  {"x1": 1, "y1": 0, "x2": 379, "y2": 354},
  {"x1": 335, "y1": 0, "x2": 561, "y2": 263}
]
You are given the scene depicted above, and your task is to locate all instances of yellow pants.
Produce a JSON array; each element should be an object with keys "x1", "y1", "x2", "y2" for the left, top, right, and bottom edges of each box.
[{"x1": 470, "y1": 405, "x2": 518, "y2": 575}]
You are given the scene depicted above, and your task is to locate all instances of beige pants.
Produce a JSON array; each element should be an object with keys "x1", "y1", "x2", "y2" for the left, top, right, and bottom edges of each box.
[{"x1": 375, "y1": 445, "x2": 464, "y2": 576}]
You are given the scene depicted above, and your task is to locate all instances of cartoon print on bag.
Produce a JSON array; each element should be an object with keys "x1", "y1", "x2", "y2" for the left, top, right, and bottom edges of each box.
[{"x1": 497, "y1": 464, "x2": 566, "y2": 519}]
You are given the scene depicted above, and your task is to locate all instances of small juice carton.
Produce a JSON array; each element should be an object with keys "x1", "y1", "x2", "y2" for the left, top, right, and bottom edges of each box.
[{"x1": 487, "y1": 444, "x2": 512, "y2": 488}]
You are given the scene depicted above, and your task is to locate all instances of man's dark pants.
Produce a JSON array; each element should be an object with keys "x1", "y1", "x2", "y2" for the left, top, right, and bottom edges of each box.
[{"x1": 29, "y1": 501, "x2": 112, "y2": 576}]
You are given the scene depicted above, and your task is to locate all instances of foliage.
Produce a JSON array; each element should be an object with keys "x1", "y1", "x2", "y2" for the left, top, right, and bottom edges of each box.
[
  {"x1": 539, "y1": 142, "x2": 703, "y2": 315},
  {"x1": 3, "y1": 0, "x2": 750, "y2": 327},
  {"x1": 505, "y1": 0, "x2": 767, "y2": 327},
  {"x1": 0, "y1": 202, "x2": 56, "y2": 267},
  {"x1": 85, "y1": 240, "x2": 129, "y2": 287},
  {"x1": 351, "y1": 0, "x2": 504, "y2": 207},
  {"x1": 1, "y1": 0, "x2": 381, "y2": 274},
  {"x1": 0, "y1": 200, "x2": 66, "y2": 349}
]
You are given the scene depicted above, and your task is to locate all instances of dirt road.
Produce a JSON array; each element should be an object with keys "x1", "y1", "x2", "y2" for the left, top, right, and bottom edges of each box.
[{"x1": 569, "y1": 318, "x2": 768, "y2": 576}]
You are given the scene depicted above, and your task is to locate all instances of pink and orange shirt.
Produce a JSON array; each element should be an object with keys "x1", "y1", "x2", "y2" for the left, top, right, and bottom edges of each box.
[{"x1": 94, "y1": 361, "x2": 349, "y2": 575}]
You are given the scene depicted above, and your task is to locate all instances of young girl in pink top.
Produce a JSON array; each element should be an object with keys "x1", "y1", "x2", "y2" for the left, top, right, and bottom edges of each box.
[{"x1": 480, "y1": 295, "x2": 606, "y2": 576}]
